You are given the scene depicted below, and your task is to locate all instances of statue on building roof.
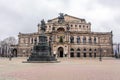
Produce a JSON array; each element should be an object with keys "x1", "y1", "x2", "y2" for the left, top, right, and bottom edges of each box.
[{"x1": 58, "y1": 13, "x2": 65, "y2": 24}]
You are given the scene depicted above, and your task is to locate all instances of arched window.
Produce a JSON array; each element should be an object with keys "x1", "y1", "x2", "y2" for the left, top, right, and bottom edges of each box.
[
  {"x1": 70, "y1": 48, "x2": 74, "y2": 57},
  {"x1": 75, "y1": 25, "x2": 77, "y2": 27},
  {"x1": 83, "y1": 37, "x2": 86, "y2": 43},
  {"x1": 83, "y1": 25, "x2": 85, "y2": 28},
  {"x1": 77, "y1": 36, "x2": 80, "y2": 43},
  {"x1": 89, "y1": 37, "x2": 92, "y2": 43},
  {"x1": 70, "y1": 48, "x2": 74, "y2": 51},
  {"x1": 94, "y1": 49, "x2": 97, "y2": 51},
  {"x1": 79, "y1": 25, "x2": 81, "y2": 28},
  {"x1": 77, "y1": 48, "x2": 80, "y2": 51},
  {"x1": 83, "y1": 48, "x2": 86, "y2": 52},
  {"x1": 89, "y1": 48, "x2": 92, "y2": 51},
  {"x1": 94, "y1": 37, "x2": 97, "y2": 43},
  {"x1": 87, "y1": 26, "x2": 88, "y2": 28},
  {"x1": 70, "y1": 36, "x2": 74, "y2": 43}
]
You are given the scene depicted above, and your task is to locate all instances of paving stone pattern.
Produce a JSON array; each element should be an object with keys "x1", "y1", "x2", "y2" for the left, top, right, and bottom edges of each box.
[{"x1": 0, "y1": 57, "x2": 120, "y2": 80}]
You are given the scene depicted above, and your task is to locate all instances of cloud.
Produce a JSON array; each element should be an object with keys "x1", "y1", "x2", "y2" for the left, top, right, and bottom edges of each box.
[
  {"x1": 97, "y1": 0, "x2": 120, "y2": 8},
  {"x1": 0, "y1": 0, "x2": 120, "y2": 43}
]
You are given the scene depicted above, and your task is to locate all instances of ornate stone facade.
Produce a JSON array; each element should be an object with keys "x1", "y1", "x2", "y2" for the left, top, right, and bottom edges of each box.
[{"x1": 17, "y1": 14, "x2": 113, "y2": 58}]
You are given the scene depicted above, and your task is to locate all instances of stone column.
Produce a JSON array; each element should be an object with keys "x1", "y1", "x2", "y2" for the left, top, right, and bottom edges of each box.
[
  {"x1": 33, "y1": 37, "x2": 34, "y2": 44},
  {"x1": 37, "y1": 37, "x2": 39, "y2": 43},
  {"x1": 74, "y1": 36, "x2": 77, "y2": 44}
]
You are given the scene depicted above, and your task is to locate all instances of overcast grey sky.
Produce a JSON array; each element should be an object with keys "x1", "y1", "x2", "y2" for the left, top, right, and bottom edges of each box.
[{"x1": 0, "y1": 0, "x2": 120, "y2": 43}]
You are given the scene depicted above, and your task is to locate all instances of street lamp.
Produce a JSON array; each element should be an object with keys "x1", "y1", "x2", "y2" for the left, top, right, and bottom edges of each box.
[
  {"x1": 99, "y1": 47, "x2": 102, "y2": 61},
  {"x1": 98, "y1": 36, "x2": 102, "y2": 61},
  {"x1": 118, "y1": 43, "x2": 120, "y2": 58},
  {"x1": 49, "y1": 37, "x2": 52, "y2": 56},
  {"x1": 8, "y1": 47, "x2": 12, "y2": 61}
]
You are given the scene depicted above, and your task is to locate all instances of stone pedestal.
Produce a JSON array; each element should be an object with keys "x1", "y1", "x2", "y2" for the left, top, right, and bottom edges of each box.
[{"x1": 26, "y1": 30, "x2": 58, "y2": 63}]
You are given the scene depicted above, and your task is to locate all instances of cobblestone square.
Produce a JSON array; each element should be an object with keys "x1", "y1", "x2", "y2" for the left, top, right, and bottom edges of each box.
[{"x1": 0, "y1": 57, "x2": 120, "y2": 80}]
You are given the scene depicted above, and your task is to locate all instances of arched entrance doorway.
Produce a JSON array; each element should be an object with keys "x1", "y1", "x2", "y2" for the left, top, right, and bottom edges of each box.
[
  {"x1": 12, "y1": 49, "x2": 17, "y2": 57},
  {"x1": 89, "y1": 53, "x2": 92, "y2": 57},
  {"x1": 70, "y1": 52, "x2": 74, "y2": 57},
  {"x1": 94, "y1": 53, "x2": 96, "y2": 57},
  {"x1": 70, "y1": 48, "x2": 74, "y2": 57},
  {"x1": 83, "y1": 53, "x2": 86, "y2": 57},
  {"x1": 77, "y1": 53, "x2": 80, "y2": 57},
  {"x1": 58, "y1": 47, "x2": 64, "y2": 57}
]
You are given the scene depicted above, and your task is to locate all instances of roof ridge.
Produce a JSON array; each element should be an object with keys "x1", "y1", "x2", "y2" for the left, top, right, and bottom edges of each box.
[{"x1": 47, "y1": 14, "x2": 85, "y2": 22}]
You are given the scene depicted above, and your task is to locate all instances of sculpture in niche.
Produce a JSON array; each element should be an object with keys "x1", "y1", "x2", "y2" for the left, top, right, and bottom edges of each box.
[
  {"x1": 66, "y1": 24, "x2": 70, "y2": 31},
  {"x1": 89, "y1": 37, "x2": 92, "y2": 43},
  {"x1": 77, "y1": 37, "x2": 80, "y2": 43},
  {"x1": 70, "y1": 36, "x2": 74, "y2": 43},
  {"x1": 94, "y1": 37, "x2": 96, "y2": 43},
  {"x1": 83, "y1": 37, "x2": 86, "y2": 43}
]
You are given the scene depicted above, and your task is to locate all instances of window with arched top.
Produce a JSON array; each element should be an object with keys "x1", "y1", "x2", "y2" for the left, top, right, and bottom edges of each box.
[
  {"x1": 70, "y1": 48, "x2": 74, "y2": 51},
  {"x1": 79, "y1": 25, "x2": 81, "y2": 28},
  {"x1": 83, "y1": 48, "x2": 86, "y2": 51},
  {"x1": 89, "y1": 48, "x2": 92, "y2": 51},
  {"x1": 94, "y1": 49, "x2": 97, "y2": 51},
  {"x1": 75, "y1": 25, "x2": 77, "y2": 27},
  {"x1": 77, "y1": 48, "x2": 80, "y2": 51},
  {"x1": 83, "y1": 25, "x2": 85, "y2": 28},
  {"x1": 87, "y1": 26, "x2": 88, "y2": 28}
]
